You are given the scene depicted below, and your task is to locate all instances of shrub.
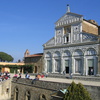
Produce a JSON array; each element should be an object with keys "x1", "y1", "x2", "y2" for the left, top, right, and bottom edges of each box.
[{"x1": 64, "y1": 81, "x2": 92, "y2": 100}]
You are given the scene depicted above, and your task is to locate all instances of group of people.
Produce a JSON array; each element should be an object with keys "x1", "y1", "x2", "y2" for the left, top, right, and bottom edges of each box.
[
  {"x1": 0, "y1": 71, "x2": 10, "y2": 82},
  {"x1": 13, "y1": 72, "x2": 49, "y2": 84},
  {"x1": 13, "y1": 72, "x2": 22, "y2": 79}
]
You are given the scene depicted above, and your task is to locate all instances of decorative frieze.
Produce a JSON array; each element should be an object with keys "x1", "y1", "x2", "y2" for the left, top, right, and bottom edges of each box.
[{"x1": 55, "y1": 14, "x2": 83, "y2": 27}]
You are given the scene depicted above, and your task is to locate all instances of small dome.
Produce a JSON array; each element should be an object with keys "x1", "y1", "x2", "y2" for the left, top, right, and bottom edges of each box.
[{"x1": 88, "y1": 20, "x2": 98, "y2": 25}]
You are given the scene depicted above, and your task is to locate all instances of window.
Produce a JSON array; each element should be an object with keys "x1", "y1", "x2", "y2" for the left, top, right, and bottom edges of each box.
[
  {"x1": 64, "y1": 34, "x2": 70, "y2": 43},
  {"x1": 64, "y1": 26, "x2": 71, "y2": 34}
]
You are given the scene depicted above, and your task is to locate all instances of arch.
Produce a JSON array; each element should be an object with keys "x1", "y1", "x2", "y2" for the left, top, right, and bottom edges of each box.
[
  {"x1": 54, "y1": 51, "x2": 60, "y2": 57},
  {"x1": 14, "y1": 88, "x2": 18, "y2": 100},
  {"x1": 40, "y1": 94, "x2": 47, "y2": 100},
  {"x1": 45, "y1": 52, "x2": 52, "y2": 58},
  {"x1": 25, "y1": 91, "x2": 31, "y2": 100},
  {"x1": 85, "y1": 48, "x2": 97, "y2": 56},
  {"x1": 85, "y1": 48, "x2": 97, "y2": 76},
  {"x1": 63, "y1": 50, "x2": 71, "y2": 57},
  {"x1": 73, "y1": 49, "x2": 83, "y2": 56}
]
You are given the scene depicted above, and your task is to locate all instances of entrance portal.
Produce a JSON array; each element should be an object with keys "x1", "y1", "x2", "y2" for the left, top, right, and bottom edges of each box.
[
  {"x1": 65, "y1": 60, "x2": 69, "y2": 73},
  {"x1": 88, "y1": 59, "x2": 94, "y2": 75}
]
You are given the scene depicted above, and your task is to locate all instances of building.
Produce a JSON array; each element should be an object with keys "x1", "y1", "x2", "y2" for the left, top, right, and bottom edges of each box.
[
  {"x1": 24, "y1": 49, "x2": 43, "y2": 73},
  {"x1": 0, "y1": 62, "x2": 25, "y2": 73},
  {"x1": 43, "y1": 5, "x2": 100, "y2": 76}
]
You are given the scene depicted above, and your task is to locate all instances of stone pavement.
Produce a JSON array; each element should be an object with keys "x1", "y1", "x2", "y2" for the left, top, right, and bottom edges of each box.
[{"x1": 39, "y1": 77, "x2": 100, "y2": 86}]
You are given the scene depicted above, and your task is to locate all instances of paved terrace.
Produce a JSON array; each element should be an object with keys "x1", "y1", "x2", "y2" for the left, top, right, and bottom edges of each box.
[{"x1": 11, "y1": 74, "x2": 100, "y2": 87}]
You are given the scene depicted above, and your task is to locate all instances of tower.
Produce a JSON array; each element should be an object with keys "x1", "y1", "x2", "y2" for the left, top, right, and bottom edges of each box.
[{"x1": 24, "y1": 49, "x2": 30, "y2": 57}]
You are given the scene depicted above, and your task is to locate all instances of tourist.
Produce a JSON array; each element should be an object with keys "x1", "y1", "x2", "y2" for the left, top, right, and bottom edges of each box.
[
  {"x1": 26, "y1": 73, "x2": 30, "y2": 79},
  {"x1": 18, "y1": 72, "x2": 22, "y2": 78},
  {"x1": 25, "y1": 72, "x2": 28, "y2": 78},
  {"x1": 69, "y1": 72, "x2": 73, "y2": 79},
  {"x1": 31, "y1": 75, "x2": 39, "y2": 84},
  {"x1": 13, "y1": 74, "x2": 18, "y2": 78},
  {"x1": 45, "y1": 73, "x2": 48, "y2": 78},
  {"x1": 91, "y1": 68, "x2": 93, "y2": 75},
  {"x1": 63, "y1": 70, "x2": 66, "y2": 75}
]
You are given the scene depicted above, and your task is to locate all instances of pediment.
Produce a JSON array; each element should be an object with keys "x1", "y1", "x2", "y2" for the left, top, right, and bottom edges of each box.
[
  {"x1": 43, "y1": 37, "x2": 55, "y2": 47},
  {"x1": 55, "y1": 12, "x2": 83, "y2": 27}
]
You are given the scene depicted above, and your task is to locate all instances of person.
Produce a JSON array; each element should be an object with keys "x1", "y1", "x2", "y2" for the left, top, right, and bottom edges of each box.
[
  {"x1": 32, "y1": 75, "x2": 39, "y2": 84},
  {"x1": 26, "y1": 73, "x2": 30, "y2": 79},
  {"x1": 69, "y1": 72, "x2": 73, "y2": 79},
  {"x1": 7, "y1": 72, "x2": 10, "y2": 78},
  {"x1": 25, "y1": 72, "x2": 28, "y2": 78},
  {"x1": 13, "y1": 74, "x2": 18, "y2": 78},
  {"x1": 91, "y1": 68, "x2": 93, "y2": 75},
  {"x1": 63, "y1": 70, "x2": 66, "y2": 75},
  {"x1": 17, "y1": 72, "x2": 22, "y2": 79},
  {"x1": 45, "y1": 73, "x2": 48, "y2": 78}
]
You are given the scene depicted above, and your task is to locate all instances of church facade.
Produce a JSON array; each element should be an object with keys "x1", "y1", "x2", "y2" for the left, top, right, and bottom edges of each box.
[{"x1": 43, "y1": 6, "x2": 100, "y2": 76}]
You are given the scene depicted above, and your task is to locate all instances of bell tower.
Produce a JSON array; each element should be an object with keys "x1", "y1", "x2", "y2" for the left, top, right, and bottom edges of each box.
[{"x1": 24, "y1": 49, "x2": 30, "y2": 57}]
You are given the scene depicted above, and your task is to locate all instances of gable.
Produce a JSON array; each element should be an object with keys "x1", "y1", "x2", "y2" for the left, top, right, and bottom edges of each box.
[
  {"x1": 55, "y1": 12, "x2": 83, "y2": 27},
  {"x1": 43, "y1": 37, "x2": 55, "y2": 47}
]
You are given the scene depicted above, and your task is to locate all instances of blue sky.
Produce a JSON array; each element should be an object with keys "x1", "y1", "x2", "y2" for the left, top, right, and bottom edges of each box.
[{"x1": 0, "y1": 0, "x2": 100, "y2": 62}]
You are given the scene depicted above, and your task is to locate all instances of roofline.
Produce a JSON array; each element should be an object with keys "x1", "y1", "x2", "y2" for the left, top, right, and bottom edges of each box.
[
  {"x1": 83, "y1": 19, "x2": 99, "y2": 27},
  {"x1": 55, "y1": 12, "x2": 83, "y2": 24},
  {"x1": 25, "y1": 53, "x2": 43, "y2": 58}
]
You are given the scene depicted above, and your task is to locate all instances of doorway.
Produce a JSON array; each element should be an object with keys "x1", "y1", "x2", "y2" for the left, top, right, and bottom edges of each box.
[
  {"x1": 88, "y1": 59, "x2": 94, "y2": 75},
  {"x1": 34, "y1": 66, "x2": 37, "y2": 73},
  {"x1": 65, "y1": 60, "x2": 69, "y2": 73}
]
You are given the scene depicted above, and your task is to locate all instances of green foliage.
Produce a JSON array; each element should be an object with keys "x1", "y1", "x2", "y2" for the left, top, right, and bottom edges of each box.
[
  {"x1": 10, "y1": 68, "x2": 17, "y2": 73},
  {"x1": 0, "y1": 64, "x2": 34, "y2": 73},
  {"x1": 23, "y1": 65, "x2": 33, "y2": 73},
  {"x1": 64, "y1": 81, "x2": 92, "y2": 100},
  {"x1": 0, "y1": 52, "x2": 14, "y2": 62}
]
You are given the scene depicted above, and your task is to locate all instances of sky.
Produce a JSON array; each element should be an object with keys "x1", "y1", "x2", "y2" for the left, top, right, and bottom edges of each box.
[{"x1": 0, "y1": 0, "x2": 100, "y2": 62}]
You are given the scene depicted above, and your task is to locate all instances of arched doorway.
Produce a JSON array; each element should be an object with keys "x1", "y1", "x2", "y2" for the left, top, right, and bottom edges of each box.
[
  {"x1": 34, "y1": 66, "x2": 37, "y2": 73},
  {"x1": 85, "y1": 48, "x2": 97, "y2": 75},
  {"x1": 63, "y1": 50, "x2": 71, "y2": 74}
]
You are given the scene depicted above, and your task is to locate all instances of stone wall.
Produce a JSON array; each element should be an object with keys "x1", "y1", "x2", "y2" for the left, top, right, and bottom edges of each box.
[
  {"x1": 11, "y1": 78, "x2": 100, "y2": 100},
  {"x1": 0, "y1": 78, "x2": 12, "y2": 100},
  {"x1": 82, "y1": 20, "x2": 98, "y2": 35}
]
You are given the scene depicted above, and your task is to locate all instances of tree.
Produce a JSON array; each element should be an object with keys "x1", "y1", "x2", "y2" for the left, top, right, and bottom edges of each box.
[
  {"x1": 0, "y1": 52, "x2": 14, "y2": 62},
  {"x1": 64, "y1": 81, "x2": 92, "y2": 100}
]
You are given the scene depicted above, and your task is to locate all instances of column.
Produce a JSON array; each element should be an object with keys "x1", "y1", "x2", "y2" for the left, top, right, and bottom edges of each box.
[
  {"x1": 52, "y1": 58, "x2": 55, "y2": 73},
  {"x1": 97, "y1": 56, "x2": 100, "y2": 75},
  {"x1": 68, "y1": 33, "x2": 70, "y2": 43},
  {"x1": 44, "y1": 57, "x2": 47, "y2": 73},
  {"x1": 71, "y1": 56, "x2": 74, "y2": 74},
  {"x1": 61, "y1": 57, "x2": 64, "y2": 74},
  {"x1": 83, "y1": 56, "x2": 86, "y2": 75},
  {"x1": 94, "y1": 56, "x2": 97, "y2": 76}
]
